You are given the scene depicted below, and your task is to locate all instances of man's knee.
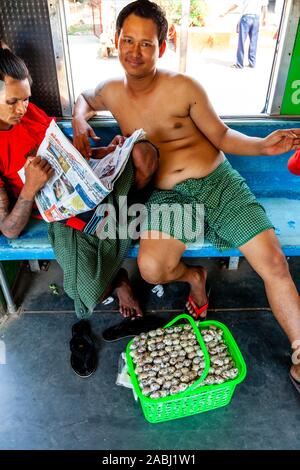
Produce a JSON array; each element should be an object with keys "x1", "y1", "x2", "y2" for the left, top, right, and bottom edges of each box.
[
  {"x1": 138, "y1": 252, "x2": 165, "y2": 284},
  {"x1": 132, "y1": 142, "x2": 158, "y2": 186},
  {"x1": 263, "y1": 248, "x2": 289, "y2": 279},
  {"x1": 132, "y1": 141, "x2": 157, "y2": 161},
  {"x1": 138, "y1": 250, "x2": 178, "y2": 284}
]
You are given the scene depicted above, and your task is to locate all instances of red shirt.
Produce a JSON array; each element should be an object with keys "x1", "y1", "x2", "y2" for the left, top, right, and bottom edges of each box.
[
  {"x1": 0, "y1": 103, "x2": 52, "y2": 200},
  {"x1": 288, "y1": 150, "x2": 300, "y2": 176}
]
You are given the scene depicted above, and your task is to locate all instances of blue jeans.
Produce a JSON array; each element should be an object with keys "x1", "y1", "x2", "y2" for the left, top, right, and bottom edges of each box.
[{"x1": 237, "y1": 14, "x2": 260, "y2": 68}]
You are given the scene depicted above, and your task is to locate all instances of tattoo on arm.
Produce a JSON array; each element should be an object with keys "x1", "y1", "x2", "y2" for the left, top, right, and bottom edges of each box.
[
  {"x1": 0, "y1": 188, "x2": 9, "y2": 224},
  {"x1": 0, "y1": 188, "x2": 33, "y2": 238},
  {"x1": 84, "y1": 82, "x2": 107, "y2": 111}
]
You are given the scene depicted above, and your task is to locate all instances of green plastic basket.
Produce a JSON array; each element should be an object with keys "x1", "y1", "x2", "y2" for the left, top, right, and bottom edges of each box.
[{"x1": 126, "y1": 313, "x2": 247, "y2": 424}]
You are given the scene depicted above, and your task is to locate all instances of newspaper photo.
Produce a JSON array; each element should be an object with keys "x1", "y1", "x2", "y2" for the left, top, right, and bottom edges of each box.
[{"x1": 18, "y1": 120, "x2": 145, "y2": 222}]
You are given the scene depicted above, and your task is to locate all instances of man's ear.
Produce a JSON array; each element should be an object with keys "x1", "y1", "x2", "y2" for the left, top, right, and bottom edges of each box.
[
  {"x1": 115, "y1": 32, "x2": 119, "y2": 49},
  {"x1": 0, "y1": 80, "x2": 5, "y2": 105},
  {"x1": 158, "y1": 40, "x2": 167, "y2": 58}
]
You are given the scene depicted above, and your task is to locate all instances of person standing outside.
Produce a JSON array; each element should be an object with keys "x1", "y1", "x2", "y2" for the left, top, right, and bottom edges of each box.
[
  {"x1": 167, "y1": 23, "x2": 177, "y2": 52},
  {"x1": 221, "y1": 0, "x2": 268, "y2": 69}
]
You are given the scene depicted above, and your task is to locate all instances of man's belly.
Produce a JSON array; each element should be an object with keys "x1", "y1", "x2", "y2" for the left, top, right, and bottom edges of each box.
[{"x1": 154, "y1": 149, "x2": 225, "y2": 190}]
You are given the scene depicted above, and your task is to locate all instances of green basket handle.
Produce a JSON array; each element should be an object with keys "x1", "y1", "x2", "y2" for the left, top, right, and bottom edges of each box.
[{"x1": 164, "y1": 313, "x2": 210, "y2": 395}]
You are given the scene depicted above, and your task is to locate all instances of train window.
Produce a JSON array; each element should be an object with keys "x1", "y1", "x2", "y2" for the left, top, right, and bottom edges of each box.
[{"x1": 62, "y1": 0, "x2": 286, "y2": 116}]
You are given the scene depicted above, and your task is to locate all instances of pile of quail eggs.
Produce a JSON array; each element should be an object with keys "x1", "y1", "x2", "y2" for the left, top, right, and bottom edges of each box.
[{"x1": 129, "y1": 323, "x2": 239, "y2": 399}]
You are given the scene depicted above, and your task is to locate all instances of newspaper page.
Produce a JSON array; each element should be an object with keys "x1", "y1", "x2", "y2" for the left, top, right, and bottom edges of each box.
[
  {"x1": 18, "y1": 120, "x2": 145, "y2": 222},
  {"x1": 89, "y1": 128, "x2": 145, "y2": 190}
]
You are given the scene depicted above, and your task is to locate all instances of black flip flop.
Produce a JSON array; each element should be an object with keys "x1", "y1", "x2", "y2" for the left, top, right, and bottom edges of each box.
[
  {"x1": 72, "y1": 319, "x2": 91, "y2": 337},
  {"x1": 70, "y1": 320, "x2": 97, "y2": 378},
  {"x1": 102, "y1": 315, "x2": 166, "y2": 342}
]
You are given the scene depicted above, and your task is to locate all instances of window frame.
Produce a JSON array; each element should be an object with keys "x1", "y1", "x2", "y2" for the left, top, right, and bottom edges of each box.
[
  {"x1": 51, "y1": 0, "x2": 299, "y2": 118},
  {"x1": 267, "y1": 0, "x2": 299, "y2": 115},
  {"x1": 48, "y1": 0, "x2": 75, "y2": 116}
]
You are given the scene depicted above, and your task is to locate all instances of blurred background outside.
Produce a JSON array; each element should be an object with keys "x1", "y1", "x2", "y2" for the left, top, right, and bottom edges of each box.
[{"x1": 64, "y1": 0, "x2": 284, "y2": 115}]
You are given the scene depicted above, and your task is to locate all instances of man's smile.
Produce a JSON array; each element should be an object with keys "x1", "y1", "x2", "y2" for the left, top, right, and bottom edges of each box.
[{"x1": 126, "y1": 58, "x2": 143, "y2": 67}]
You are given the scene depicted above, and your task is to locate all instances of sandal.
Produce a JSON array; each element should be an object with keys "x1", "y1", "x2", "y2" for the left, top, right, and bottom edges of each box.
[
  {"x1": 102, "y1": 315, "x2": 166, "y2": 342},
  {"x1": 70, "y1": 320, "x2": 97, "y2": 378},
  {"x1": 186, "y1": 286, "x2": 211, "y2": 320}
]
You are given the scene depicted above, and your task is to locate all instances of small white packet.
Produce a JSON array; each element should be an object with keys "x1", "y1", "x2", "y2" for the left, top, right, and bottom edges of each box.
[{"x1": 116, "y1": 352, "x2": 138, "y2": 401}]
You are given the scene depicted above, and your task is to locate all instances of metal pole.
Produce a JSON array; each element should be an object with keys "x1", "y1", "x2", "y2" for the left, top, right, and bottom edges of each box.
[
  {"x1": 179, "y1": 0, "x2": 191, "y2": 73},
  {"x1": 0, "y1": 262, "x2": 18, "y2": 315}
]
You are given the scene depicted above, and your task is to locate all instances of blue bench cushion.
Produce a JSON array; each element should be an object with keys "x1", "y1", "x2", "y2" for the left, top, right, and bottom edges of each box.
[{"x1": 0, "y1": 196, "x2": 299, "y2": 260}]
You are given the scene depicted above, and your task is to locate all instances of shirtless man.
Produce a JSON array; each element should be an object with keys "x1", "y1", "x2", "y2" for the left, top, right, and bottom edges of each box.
[{"x1": 72, "y1": 0, "x2": 300, "y2": 388}]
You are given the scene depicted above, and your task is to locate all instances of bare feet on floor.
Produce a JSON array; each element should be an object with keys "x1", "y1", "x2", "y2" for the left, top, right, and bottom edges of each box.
[
  {"x1": 291, "y1": 364, "x2": 300, "y2": 380},
  {"x1": 114, "y1": 268, "x2": 143, "y2": 319},
  {"x1": 186, "y1": 266, "x2": 208, "y2": 319}
]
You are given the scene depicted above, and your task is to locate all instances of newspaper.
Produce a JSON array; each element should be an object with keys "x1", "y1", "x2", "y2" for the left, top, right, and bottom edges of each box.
[{"x1": 19, "y1": 120, "x2": 145, "y2": 222}]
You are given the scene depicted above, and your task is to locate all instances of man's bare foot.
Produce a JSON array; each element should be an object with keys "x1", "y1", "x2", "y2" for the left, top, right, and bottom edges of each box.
[
  {"x1": 290, "y1": 362, "x2": 300, "y2": 394},
  {"x1": 291, "y1": 364, "x2": 300, "y2": 380},
  {"x1": 114, "y1": 268, "x2": 143, "y2": 319},
  {"x1": 185, "y1": 267, "x2": 208, "y2": 319},
  {"x1": 290, "y1": 344, "x2": 300, "y2": 381}
]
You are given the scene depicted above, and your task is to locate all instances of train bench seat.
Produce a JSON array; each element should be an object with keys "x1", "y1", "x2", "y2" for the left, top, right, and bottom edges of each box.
[{"x1": 1, "y1": 118, "x2": 300, "y2": 313}]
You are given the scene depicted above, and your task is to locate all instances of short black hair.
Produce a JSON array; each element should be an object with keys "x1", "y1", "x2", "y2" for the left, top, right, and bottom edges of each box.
[
  {"x1": 0, "y1": 42, "x2": 32, "y2": 84},
  {"x1": 116, "y1": 0, "x2": 168, "y2": 46}
]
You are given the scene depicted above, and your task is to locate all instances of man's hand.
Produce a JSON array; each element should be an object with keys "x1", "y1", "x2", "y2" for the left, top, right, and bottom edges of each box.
[
  {"x1": 90, "y1": 135, "x2": 126, "y2": 159},
  {"x1": 0, "y1": 157, "x2": 53, "y2": 238},
  {"x1": 109, "y1": 135, "x2": 125, "y2": 147},
  {"x1": 22, "y1": 156, "x2": 54, "y2": 200},
  {"x1": 72, "y1": 117, "x2": 101, "y2": 159},
  {"x1": 261, "y1": 129, "x2": 300, "y2": 156},
  {"x1": 91, "y1": 145, "x2": 116, "y2": 159}
]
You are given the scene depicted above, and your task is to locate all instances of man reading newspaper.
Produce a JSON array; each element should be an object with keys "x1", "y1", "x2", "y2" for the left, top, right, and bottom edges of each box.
[
  {"x1": 0, "y1": 45, "x2": 54, "y2": 239},
  {"x1": 47, "y1": 128, "x2": 159, "y2": 317},
  {"x1": 17, "y1": 119, "x2": 158, "y2": 324}
]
